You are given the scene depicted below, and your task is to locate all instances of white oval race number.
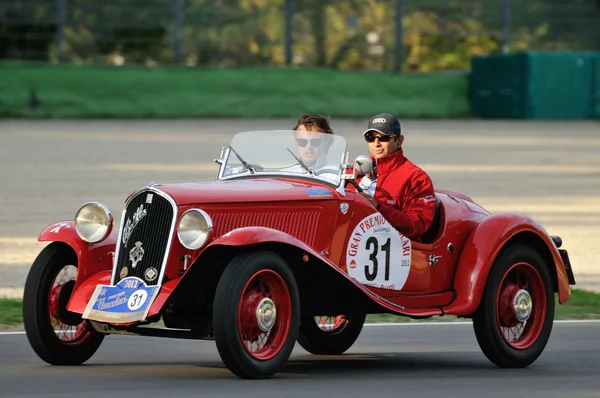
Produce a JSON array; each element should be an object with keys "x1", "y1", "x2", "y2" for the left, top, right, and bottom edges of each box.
[
  {"x1": 346, "y1": 213, "x2": 412, "y2": 291},
  {"x1": 127, "y1": 289, "x2": 148, "y2": 311}
]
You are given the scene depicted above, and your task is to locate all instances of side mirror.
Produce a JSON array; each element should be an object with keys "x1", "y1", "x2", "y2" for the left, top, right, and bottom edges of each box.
[{"x1": 354, "y1": 155, "x2": 372, "y2": 176}]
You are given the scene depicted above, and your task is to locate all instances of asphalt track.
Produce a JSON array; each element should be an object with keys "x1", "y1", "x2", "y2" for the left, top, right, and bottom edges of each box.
[
  {"x1": 1, "y1": 119, "x2": 599, "y2": 397},
  {"x1": 1, "y1": 118, "x2": 599, "y2": 296},
  {"x1": 1, "y1": 321, "x2": 600, "y2": 397}
]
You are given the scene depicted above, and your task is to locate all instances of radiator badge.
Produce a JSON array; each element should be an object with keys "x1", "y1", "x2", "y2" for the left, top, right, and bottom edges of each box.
[
  {"x1": 129, "y1": 241, "x2": 145, "y2": 269},
  {"x1": 120, "y1": 266, "x2": 129, "y2": 279},
  {"x1": 122, "y1": 204, "x2": 148, "y2": 246},
  {"x1": 144, "y1": 267, "x2": 158, "y2": 282}
]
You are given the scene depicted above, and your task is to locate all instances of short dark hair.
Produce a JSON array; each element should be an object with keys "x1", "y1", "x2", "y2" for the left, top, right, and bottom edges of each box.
[{"x1": 293, "y1": 114, "x2": 333, "y2": 135}]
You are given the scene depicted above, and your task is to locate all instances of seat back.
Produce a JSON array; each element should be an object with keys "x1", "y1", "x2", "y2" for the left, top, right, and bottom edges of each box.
[{"x1": 420, "y1": 196, "x2": 442, "y2": 244}]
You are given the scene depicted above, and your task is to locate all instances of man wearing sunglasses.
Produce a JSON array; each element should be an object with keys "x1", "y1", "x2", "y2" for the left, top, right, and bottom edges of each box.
[
  {"x1": 282, "y1": 114, "x2": 339, "y2": 181},
  {"x1": 356, "y1": 113, "x2": 436, "y2": 243}
]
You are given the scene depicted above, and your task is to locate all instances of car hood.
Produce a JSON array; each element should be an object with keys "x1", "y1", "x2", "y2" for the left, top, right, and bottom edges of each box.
[{"x1": 153, "y1": 178, "x2": 338, "y2": 205}]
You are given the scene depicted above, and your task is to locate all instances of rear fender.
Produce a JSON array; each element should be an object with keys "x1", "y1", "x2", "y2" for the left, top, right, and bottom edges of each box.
[
  {"x1": 38, "y1": 221, "x2": 118, "y2": 291},
  {"x1": 444, "y1": 212, "x2": 571, "y2": 316}
]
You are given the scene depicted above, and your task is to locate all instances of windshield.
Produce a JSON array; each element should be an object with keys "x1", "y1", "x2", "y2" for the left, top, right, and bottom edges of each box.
[{"x1": 219, "y1": 130, "x2": 348, "y2": 186}]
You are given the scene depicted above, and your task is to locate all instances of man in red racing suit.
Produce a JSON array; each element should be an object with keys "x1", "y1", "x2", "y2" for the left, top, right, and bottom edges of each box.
[{"x1": 352, "y1": 113, "x2": 436, "y2": 243}]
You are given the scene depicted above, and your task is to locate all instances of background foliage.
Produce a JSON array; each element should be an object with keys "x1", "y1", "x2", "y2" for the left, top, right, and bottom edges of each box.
[{"x1": 1, "y1": 0, "x2": 599, "y2": 72}]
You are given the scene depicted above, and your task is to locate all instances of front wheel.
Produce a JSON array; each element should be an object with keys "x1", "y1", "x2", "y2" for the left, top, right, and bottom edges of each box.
[
  {"x1": 472, "y1": 244, "x2": 555, "y2": 368},
  {"x1": 298, "y1": 313, "x2": 366, "y2": 355},
  {"x1": 212, "y1": 251, "x2": 300, "y2": 379},
  {"x1": 22, "y1": 242, "x2": 105, "y2": 365}
]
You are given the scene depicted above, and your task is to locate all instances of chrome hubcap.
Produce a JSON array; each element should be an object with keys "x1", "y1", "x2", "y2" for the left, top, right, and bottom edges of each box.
[
  {"x1": 513, "y1": 289, "x2": 533, "y2": 322},
  {"x1": 256, "y1": 298, "x2": 276, "y2": 332}
]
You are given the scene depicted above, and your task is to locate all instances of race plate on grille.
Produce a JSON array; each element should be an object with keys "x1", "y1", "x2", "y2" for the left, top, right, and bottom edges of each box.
[{"x1": 82, "y1": 277, "x2": 160, "y2": 324}]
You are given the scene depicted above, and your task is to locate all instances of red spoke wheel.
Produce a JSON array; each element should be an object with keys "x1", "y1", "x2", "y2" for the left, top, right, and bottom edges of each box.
[
  {"x1": 22, "y1": 243, "x2": 105, "y2": 365},
  {"x1": 213, "y1": 251, "x2": 300, "y2": 379},
  {"x1": 297, "y1": 313, "x2": 366, "y2": 355},
  {"x1": 473, "y1": 244, "x2": 555, "y2": 368}
]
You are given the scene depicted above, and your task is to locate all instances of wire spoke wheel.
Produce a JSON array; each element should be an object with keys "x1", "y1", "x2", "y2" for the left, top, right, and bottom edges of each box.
[
  {"x1": 473, "y1": 244, "x2": 554, "y2": 368},
  {"x1": 22, "y1": 243, "x2": 105, "y2": 365},
  {"x1": 298, "y1": 312, "x2": 366, "y2": 355},
  {"x1": 213, "y1": 251, "x2": 300, "y2": 379},
  {"x1": 47, "y1": 265, "x2": 93, "y2": 345},
  {"x1": 315, "y1": 315, "x2": 349, "y2": 333},
  {"x1": 237, "y1": 270, "x2": 291, "y2": 361},
  {"x1": 496, "y1": 262, "x2": 546, "y2": 350}
]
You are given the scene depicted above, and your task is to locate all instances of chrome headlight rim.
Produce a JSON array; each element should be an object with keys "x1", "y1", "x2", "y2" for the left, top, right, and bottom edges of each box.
[
  {"x1": 177, "y1": 208, "x2": 213, "y2": 250},
  {"x1": 74, "y1": 201, "x2": 113, "y2": 243}
]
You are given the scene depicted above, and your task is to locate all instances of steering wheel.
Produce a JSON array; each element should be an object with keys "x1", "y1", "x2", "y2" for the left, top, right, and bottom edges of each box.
[
  {"x1": 346, "y1": 179, "x2": 363, "y2": 193},
  {"x1": 312, "y1": 168, "x2": 363, "y2": 192},
  {"x1": 314, "y1": 168, "x2": 340, "y2": 177}
]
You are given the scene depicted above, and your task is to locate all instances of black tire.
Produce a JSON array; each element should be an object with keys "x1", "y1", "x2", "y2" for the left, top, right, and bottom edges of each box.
[
  {"x1": 472, "y1": 244, "x2": 555, "y2": 368},
  {"x1": 212, "y1": 251, "x2": 300, "y2": 379},
  {"x1": 297, "y1": 313, "x2": 366, "y2": 355},
  {"x1": 22, "y1": 242, "x2": 105, "y2": 365}
]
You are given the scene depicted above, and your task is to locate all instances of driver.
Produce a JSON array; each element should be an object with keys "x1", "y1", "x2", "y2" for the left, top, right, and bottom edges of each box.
[
  {"x1": 353, "y1": 113, "x2": 436, "y2": 242},
  {"x1": 282, "y1": 114, "x2": 339, "y2": 181}
]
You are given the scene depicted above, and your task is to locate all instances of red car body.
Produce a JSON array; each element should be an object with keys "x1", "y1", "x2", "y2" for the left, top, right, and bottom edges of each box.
[
  {"x1": 23, "y1": 130, "x2": 576, "y2": 379},
  {"x1": 38, "y1": 182, "x2": 573, "y2": 319}
]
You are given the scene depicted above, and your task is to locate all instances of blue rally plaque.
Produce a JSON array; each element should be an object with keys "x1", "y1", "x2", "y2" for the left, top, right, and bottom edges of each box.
[{"x1": 82, "y1": 277, "x2": 160, "y2": 324}]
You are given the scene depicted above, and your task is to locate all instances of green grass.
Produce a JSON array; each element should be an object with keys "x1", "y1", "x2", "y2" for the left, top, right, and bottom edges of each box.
[
  {"x1": 0, "y1": 61, "x2": 469, "y2": 119},
  {"x1": 0, "y1": 299, "x2": 23, "y2": 327},
  {"x1": 555, "y1": 289, "x2": 600, "y2": 319},
  {"x1": 2, "y1": 289, "x2": 597, "y2": 330}
]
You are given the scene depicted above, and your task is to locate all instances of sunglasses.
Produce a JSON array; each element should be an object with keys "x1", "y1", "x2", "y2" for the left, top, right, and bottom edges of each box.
[
  {"x1": 296, "y1": 138, "x2": 323, "y2": 148},
  {"x1": 365, "y1": 132, "x2": 395, "y2": 143}
]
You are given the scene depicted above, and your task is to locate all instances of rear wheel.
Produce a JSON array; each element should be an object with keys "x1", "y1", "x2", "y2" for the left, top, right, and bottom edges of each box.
[
  {"x1": 213, "y1": 251, "x2": 300, "y2": 379},
  {"x1": 298, "y1": 313, "x2": 366, "y2": 355},
  {"x1": 472, "y1": 244, "x2": 554, "y2": 368},
  {"x1": 22, "y1": 243, "x2": 105, "y2": 365}
]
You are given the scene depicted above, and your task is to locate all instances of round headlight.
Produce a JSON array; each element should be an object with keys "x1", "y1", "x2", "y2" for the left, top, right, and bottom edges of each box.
[
  {"x1": 177, "y1": 209, "x2": 212, "y2": 250},
  {"x1": 75, "y1": 202, "x2": 113, "y2": 243}
]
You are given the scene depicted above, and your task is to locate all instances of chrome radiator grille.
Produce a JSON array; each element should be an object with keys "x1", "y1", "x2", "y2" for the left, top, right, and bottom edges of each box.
[{"x1": 112, "y1": 189, "x2": 176, "y2": 286}]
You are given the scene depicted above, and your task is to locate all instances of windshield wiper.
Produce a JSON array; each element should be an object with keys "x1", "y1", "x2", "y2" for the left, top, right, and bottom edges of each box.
[
  {"x1": 286, "y1": 148, "x2": 314, "y2": 175},
  {"x1": 229, "y1": 145, "x2": 256, "y2": 174}
]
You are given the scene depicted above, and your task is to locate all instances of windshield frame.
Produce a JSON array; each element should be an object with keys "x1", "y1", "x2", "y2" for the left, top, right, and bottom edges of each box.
[{"x1": 213, "y1": 130, "x2": 351, "y2": 191}]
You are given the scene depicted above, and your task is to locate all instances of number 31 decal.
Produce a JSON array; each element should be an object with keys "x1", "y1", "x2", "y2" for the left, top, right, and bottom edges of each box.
[
  {"x1": 365, "y1": 236, "x2": 391, "y2": 281},
  {"x1": 346, "y1": 214, "x2": 412, "y2": 291}
]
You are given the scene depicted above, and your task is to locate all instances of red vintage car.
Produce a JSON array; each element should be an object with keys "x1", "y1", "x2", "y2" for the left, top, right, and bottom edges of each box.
[{"x1": 22, "y1": 130, "x2": 576, "y2": 379}]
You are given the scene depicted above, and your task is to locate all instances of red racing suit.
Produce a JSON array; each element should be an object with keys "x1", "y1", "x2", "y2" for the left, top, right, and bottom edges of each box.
[{"x1": 352, "y1": 148, "x2": 436, "y2": 242}]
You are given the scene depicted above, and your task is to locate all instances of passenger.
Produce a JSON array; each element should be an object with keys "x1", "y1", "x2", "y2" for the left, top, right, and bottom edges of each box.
[{"x1": 282, "y1": 114, "x2": 339, "y2": 181}]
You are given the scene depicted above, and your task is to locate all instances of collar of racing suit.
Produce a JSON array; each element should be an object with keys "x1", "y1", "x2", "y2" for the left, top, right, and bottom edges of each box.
[
  {"x1": 371, "y1": 147, "x2": 406, "y2": 178},
  {"x1": 307, "y1": 153, "x2": 329, "y2": 169}
]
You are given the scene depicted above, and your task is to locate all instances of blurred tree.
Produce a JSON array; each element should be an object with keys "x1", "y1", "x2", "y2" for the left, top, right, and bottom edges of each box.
[
  {"x1": 302, "y1": 0, "x2": 327, "y2": 66},
  {"x1": 0, "y1": 0, "x2": 598, "y2": 68}
]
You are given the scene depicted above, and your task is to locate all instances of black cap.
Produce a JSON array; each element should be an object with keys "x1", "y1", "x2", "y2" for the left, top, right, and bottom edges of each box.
[{"x1": 363, "y1": 113, "x2": 401, "y2": 136}]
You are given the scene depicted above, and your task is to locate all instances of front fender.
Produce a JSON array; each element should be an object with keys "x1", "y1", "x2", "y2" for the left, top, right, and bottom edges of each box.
[
  {"x1": 196, "y1": 226, "x2": 333, "y2": 273},
  {"x1": 443, "y1": 212, "x2": 571, "y2": 316},
  {"x1": 186, "y1": 226, "x2": 443, "y2": 317},
  {"x1": 38, "y1": 221, "x2": 118, "y2": 291},
  {"x1": 207, "y1": 226, "x2": 322, "y2": 252}
]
